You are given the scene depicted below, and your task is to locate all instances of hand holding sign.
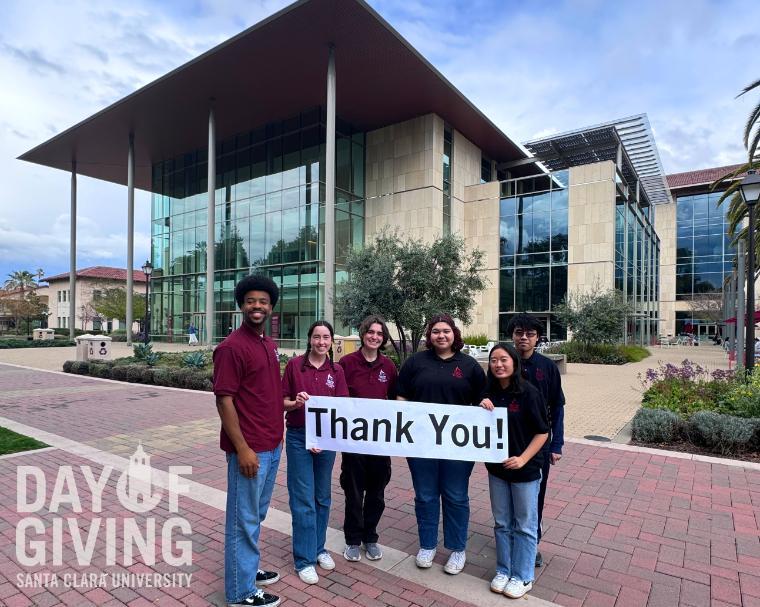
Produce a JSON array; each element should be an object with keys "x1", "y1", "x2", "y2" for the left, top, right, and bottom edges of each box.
[{"x1": 306, "y1": 396, "x2": 508, "y2": 462}]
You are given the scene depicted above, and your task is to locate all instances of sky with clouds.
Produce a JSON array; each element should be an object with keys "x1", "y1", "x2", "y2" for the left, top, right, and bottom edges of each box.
[{"x1": 0, "y1": 0, "x2": 757, "y2": 283}]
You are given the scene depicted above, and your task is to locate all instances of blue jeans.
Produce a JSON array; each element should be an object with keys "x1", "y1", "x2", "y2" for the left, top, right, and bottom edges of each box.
[
  {"x1": 406, "y1": 457, "x2": 474, "y2": 551},
  {"x1": 225, "y1": 445, "x2": 282, "y2": 603},
  {"x1": 488, "y1": 473, "x2": 540, "y2": 583},
  {"x1": 286, "y1": 427, "x2": 336, "y2": 571}
]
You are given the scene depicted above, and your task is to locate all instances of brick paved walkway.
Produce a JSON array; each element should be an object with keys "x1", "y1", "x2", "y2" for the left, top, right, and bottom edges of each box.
[{"x1": 1, "y1": 362, "x2": 759, "y2": 607}]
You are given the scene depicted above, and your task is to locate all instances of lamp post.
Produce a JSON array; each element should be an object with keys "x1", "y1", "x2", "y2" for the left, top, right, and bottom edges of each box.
[
  {"x1": 141, "y1": 260, "x2": 153, "y2": 344},
  {"x1": 741, "y1": 171, "x2": 760, "y2": 371}
]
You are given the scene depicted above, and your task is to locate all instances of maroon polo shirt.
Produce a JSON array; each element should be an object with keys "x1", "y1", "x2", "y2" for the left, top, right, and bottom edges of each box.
[
  {"x1": 282, "y1": 355, "x2": 349, "y2": 428},
  {"x1": 340, "y1": 349, "x2": 398, "y2": 400},
  {"x1": 212, "y1": 323, "x2": 283, "y2": 453}
]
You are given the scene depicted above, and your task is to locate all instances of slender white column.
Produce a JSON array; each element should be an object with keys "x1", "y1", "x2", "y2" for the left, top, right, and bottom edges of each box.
[
  {"x1": 206, "y1": 107, "x2": 216, "y2": 344},
  {"x1": 324, "y1": 46, "x2": 336, "y2": 325},
  {"x1": 126, "y1": 134, "x2": 135, "y2": 345},
  {"x1": 69, "y1": 162, "x2": 77, "y2": 339},
  {"x1": 737, "y1": 241, "x2": 746, "y2": 367}
]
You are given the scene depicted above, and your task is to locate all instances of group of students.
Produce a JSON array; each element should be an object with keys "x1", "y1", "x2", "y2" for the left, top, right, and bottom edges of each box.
[{"x1": 213, "y1": 274, "x2": 565, "y2": 607}]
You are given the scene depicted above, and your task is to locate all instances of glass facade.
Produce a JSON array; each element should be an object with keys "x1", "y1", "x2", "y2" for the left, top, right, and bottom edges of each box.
[
  {"x1": 442, "y1": 124, "x2": 452, "y2": 236},
  {"x1": 149, "y1": 107, "x2": 365, "y2": 347},
  {"x1": 674, "y1": 191, "x2": 735, "y2": 335},
  {"x1": 498, "y1": 171, "x2": 569, "y2": 340},
  {"x1": 615, "y1": 187, "x2": 660, "y2": 344}
]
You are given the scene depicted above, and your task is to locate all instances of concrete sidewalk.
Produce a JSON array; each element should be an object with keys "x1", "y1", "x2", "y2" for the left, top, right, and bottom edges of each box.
[{"x1": 1, "y1": 362, "x2": 758, "y2": 607}]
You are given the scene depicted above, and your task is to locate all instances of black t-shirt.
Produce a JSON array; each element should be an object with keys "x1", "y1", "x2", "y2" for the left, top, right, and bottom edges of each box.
[
  {"x1": 396, "y1": 349, "x2": 486, "y2": 406},
  {"x1": 485, "y1": 381, "x2": 549, "y2": 483}
]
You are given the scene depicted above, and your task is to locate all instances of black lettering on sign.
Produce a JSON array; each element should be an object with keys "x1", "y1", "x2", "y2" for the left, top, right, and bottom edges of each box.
[
  {"x1": 428, "y1": 414, "x2": 449, "y2": 445},
  {"x1": 308, "y1": 407, "x2": 328, "y2": 436},
  {"x1": 351, "y1": 418, "x2": 368, "y2": 441},
  {"x1": 395, "y1": 411, "x2": 414, "y2": 443}
]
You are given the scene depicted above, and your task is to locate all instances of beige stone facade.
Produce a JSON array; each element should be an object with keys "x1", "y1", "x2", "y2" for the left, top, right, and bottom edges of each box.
[
  {"x1": 364, "y1": 112, "x2": 500, "y2": 338},
  {"x1": 567, "y1": 161, "x2": 617, "y2": 294},
  {"x1": 654, "y1": 201, "x2": 677, "y2": 335}
]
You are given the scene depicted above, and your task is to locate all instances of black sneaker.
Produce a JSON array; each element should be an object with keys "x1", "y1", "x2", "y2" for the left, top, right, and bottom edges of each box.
[
  {"x1": 535, "y1": 551, "x2": 543, "y2": 567},
  {"x1": 255, "y1": 569, "x2": 280, "y2": 586},
  {"x1": 228, "y1": 589, "x2": 280, "y2": 606}
]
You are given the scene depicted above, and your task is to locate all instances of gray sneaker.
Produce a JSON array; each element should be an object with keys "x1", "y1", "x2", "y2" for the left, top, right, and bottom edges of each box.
[
  {"x1": 343, "y1": 544, "x2": 361, "y2": 561},
  {"x1": 364, "y1": 542, "x2": 382, "y2": 560}
]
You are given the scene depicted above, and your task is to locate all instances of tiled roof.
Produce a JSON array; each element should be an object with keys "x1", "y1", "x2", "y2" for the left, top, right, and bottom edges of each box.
[
  {"x1": 43, "y1": 266, "x2": 147, "y2": 283},
  {"x1": 667, "y1": 164, "x2": 746, "y2": 189}
]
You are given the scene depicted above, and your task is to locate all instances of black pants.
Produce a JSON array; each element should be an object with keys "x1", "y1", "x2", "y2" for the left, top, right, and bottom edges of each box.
[
  {"x1": 537, "y1": 444, "x2": 551, "y2": 542},
  {"x1": 340, "y1": 453, "x2": 392, "y2": 545}
]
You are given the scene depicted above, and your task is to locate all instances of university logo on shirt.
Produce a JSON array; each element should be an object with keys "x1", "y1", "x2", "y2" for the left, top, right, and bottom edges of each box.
[
  {"x1": 452, "y1": 367, "x2": 463, "y2": 379},
  {"x1": 273, "y1": 347, "x2": 280, "y2": 361},
  {"x1": 508, "y1": 399, "x2": 520, "y2": 413},
  {"x1": 326, "y1": 373, "x2": 335, "y2": 389},
  {"x1": 535, "y1": 368, "x2": 545, "y2": 382},
  {"x1": 378, "y1": 370, "x2": 388, "y2": 383}
]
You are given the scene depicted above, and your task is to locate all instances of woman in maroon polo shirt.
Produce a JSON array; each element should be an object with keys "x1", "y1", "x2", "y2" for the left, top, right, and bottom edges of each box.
[
  {"x1": 282, "y1": 320, "x2": 349, "y2": 585},
  {"x1": 339, "y1": 314, "x2": 398, "y2": 563}
]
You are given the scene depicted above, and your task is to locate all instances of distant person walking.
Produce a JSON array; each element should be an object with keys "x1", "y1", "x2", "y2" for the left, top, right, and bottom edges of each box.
[{"x1": 188, "y1": 322, "x2": 198, "y2": 346}]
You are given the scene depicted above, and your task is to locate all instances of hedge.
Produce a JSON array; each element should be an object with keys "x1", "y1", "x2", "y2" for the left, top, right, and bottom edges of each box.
[
  {"x1": 546, "y1": 341, "x2": 650, "y2": 365},
  {"x1": 63, "y1": 359, "x2": 212, "y2": 391},
  {"x1": 0, "y1": 339, "x2": 75, "y2": 349}
]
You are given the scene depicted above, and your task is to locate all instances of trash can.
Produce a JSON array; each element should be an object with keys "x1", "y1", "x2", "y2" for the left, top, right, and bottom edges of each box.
[
  {"x1": 33, "y1": 328, "x2": 54, "y2": 341},
  {"x1": 75, "y1": 334, "x2": 95, "y2": 361},
  {"x1": 333, "y1": 335, "x2": 360, "y2": 362},
  {"x1": 85, "y1": 335, "x2": 112, "y2": 361}
]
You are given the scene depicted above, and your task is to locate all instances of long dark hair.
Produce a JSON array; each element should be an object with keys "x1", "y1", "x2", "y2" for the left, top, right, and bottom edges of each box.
[
  {"x1": 301, "y1": 320, "x2": 336, "y2": 371},
  {"x1": 424, "y1": 313, "x2": 464, "y2": 352},
  {"x1": 486, "y1": 343, "x2": 523, "y2": 394}
]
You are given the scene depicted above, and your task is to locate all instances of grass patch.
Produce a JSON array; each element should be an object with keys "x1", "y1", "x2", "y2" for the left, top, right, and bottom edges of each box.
[{"x1": 0, "y1": 427, "x2": 48, "y2": 456}]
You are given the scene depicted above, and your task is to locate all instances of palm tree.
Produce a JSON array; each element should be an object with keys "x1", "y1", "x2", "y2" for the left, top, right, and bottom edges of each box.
[{"x1": 712, "y1": 78, "x2": 760, "y2": 258}]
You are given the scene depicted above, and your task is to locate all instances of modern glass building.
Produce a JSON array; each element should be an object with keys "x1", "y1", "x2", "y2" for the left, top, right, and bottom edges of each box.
[
  {"x1": 149, "y1": 108, "x2": 364, "y2": 346},
  {"x1": 498, "y1": 171, "x2": 569, "y2": 340}
]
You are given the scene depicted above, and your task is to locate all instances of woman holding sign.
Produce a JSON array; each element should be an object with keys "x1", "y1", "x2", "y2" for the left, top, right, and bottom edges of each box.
[
  {"x1": 282, "y1": 321, "x2": 349, "y2": 585},
  {"x1": 339, "y1": 315, "x2": 398, "y2": 563},
  {"x1": 396, "y1": 313, "x2": 487, "y2": 575},
  {"x1": 480, "y1": 343, "x2": 548, "y2": 599}
]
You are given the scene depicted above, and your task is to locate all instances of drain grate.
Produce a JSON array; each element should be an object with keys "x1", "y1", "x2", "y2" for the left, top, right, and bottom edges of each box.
[{"x1": 584, "y1": 435, "x2": 611, "y2": 442}]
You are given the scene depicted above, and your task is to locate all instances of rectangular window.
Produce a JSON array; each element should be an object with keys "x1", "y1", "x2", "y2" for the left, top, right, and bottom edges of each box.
[{"x1": 442, "y1": 124, "x2": 453, "y2": 236}]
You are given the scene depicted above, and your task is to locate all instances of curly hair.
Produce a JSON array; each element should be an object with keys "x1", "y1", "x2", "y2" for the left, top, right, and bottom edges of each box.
[
  {"x1": 424, "y1": 314, "x2": 464, "y2": 352},
  {"x1": 234, "y1": 274, "x2": 279, "y2": 308}
]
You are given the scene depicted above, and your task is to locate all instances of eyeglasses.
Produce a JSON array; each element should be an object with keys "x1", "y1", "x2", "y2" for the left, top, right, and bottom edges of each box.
[{"x1": 513, "y1": 330, "x2": 538, "y2": 338}]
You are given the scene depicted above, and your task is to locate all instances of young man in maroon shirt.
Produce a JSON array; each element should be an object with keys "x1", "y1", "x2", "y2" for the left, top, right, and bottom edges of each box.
[
  {"x1": 338, "y1": 315, "x2": 398, "y2": 562},
  {"x1": 213, "y1": 275, "x2": 283, "y2": 607}
]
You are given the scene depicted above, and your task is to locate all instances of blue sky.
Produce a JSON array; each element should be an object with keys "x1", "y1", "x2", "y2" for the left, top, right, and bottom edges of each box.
[{"x1": 0, "y1": 0, "x2": 757, "y2": 284}]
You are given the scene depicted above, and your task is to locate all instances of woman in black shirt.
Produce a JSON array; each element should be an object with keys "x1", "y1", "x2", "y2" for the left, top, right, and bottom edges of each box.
[
  {"x1": 396, "y1": 314, "x2": 486, "y2": 576},
  {"x1": 480, "y1": 343, "x2": 548, "y2": 599}
]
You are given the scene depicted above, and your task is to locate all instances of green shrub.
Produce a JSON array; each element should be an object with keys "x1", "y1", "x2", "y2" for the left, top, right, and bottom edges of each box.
[
  {"x1": 62, "y1": 360, "x2": 74, "y2": 373},
  {"x1": 70, "y1": 361, "x2": 90, "y2": 375},
  {"x1": 0, "y1": 339, "x2": 75, "y2": 349},
  {"x1": 109, "y1": 365, "x2": 129, "y2": 381},
  {"x1": 167, "y1": 368, "x2": 212, "y2": 391},
  {"x1": 717, "y1": 369, "x2": 760, "y2": 418},
  {"x1": 152, "y1": 368, "x2": 171, "y2": 387},
  {"x1": 143, "y1": 351, "x2": 161, "y2": 367},
  {"x1": 464, "y1": 333, "x2": 490, "y2": 346},
  {"x1": 182, "y1": 351, "x2": 208, "y2": 369},
  {"x1": 126, "y1": 365, "x2": 151, "y2": 383},
  {"x1": 631, "y1": 408, "x2": 682, "y2": 443},
  {"x1": 687, "y1": 411, "x2": 760, "y2": 455},
  {"x1": 133, "y1": 343, "x2": 154, "y2": 361},
  {"x1": 620, "y1": 345, "x2": 650, "y2": 362},
  {"x1": 89, "y1": 361, "x2": 113, "y2": 379},
  {"x1": 545, "y1": 341, "x2": 627, "y2": 364}
]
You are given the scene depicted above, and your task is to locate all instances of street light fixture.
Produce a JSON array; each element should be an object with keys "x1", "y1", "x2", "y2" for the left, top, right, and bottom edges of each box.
[
  {"x1": 141, "y1": 260, "x2": 153, "y2": 344},
  {"x1": 740, "y1": 171, "x2": 760, "y2": 371}
]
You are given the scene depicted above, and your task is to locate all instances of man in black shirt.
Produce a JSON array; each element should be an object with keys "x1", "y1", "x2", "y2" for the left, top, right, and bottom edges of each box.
[{"x1": 507, "y1": 314, "x2": 565, "y2": 568}]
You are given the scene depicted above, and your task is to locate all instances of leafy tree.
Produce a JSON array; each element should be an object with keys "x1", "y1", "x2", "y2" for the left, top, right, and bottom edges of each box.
[
  {"x1": 553, "y1": 284, "x2": 633, "y2": 344},
  {"x1": 4, "y1": 270, "x2": 37, "y2": 295},
  {"x1": 91, "y1": 288, "x2": 146, "y2": 324},
  {"x1": 336, "y1": 231, "x2": 487, "y2": 362},
  {"x1": 6, "y1": 292, "x2": 48, "y2": 336},
  {"x1": 78, "y1": 303, "x2": 104, "y2": 330}
]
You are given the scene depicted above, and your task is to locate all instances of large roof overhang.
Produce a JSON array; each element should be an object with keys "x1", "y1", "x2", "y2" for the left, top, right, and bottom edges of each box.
[
  {"x1": 18, "y1": 0, "x2": 528, "y2": 192},
  {"x1": 524, "y1": 114, "x2": 672, "y2": 206}
]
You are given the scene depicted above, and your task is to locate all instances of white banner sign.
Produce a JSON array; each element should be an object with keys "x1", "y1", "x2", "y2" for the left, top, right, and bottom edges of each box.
[{"x1": 305, "y1": 396, "x2": 508, "y2": 463}]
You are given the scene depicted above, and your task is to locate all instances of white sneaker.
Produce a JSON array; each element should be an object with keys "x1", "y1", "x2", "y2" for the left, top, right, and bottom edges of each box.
[
  {"x1": 316, "y1": 551, "x2": 335, "y2": 570},
  {"x1": 490, "y1": 573, "x2": 510, "y2": 593},
  {"x1": 443, "y1": 550, "x2": 466, "y2": 575},
  {"x1": 297, "y1": 566, "x2": 318, "y2": 585},
  {"x1": 415, "y1": 548, "x2": 436, "y2": 568},
  {"x1": 504, "y1": 578, "x2": 533, "y2": 599}
]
